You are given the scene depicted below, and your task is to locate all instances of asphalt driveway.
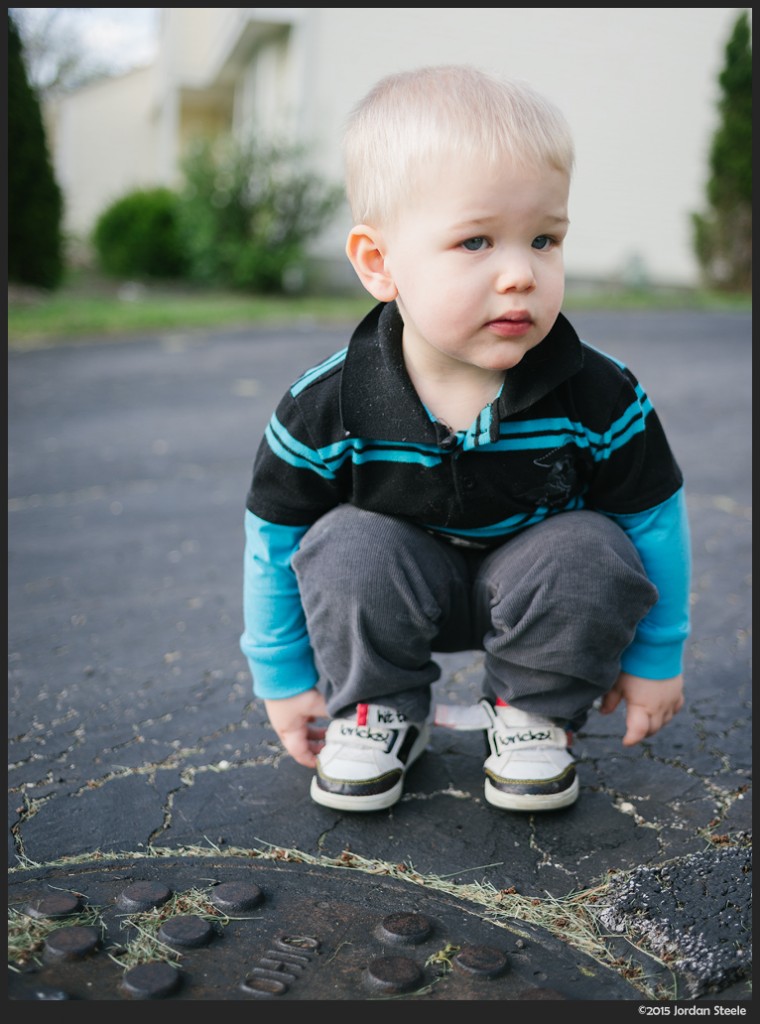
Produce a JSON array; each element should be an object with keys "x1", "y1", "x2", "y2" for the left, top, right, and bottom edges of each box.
[{"x1": 7, "y1": 308, "x2": 751, "y2": 1004}]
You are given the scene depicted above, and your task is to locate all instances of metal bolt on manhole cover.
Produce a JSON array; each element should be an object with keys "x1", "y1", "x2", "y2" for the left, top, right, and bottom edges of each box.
[
  {"x1": 454, "y1": 944, "x2": 510, "y2": 978},
  {"x1": 8, "y1": 857, "x2": 644, "y2": 1000},
  {"x1": 117, "y1": 881, "x2": 173, "y2": 913},
  {"x1": 121, "y1": 962, "x2": 183, "y2": 1000},
  {"x1": 24, "y1": 893, "x2": 83, "y2": 920},
  {"x1": 379, "y1": 912, "x2": 432, "y2": 945},
  {"x1": 43, "y1": 925, "x2": 100, "y2": 963},
  {"x1": 158, "y1": 915, "x2": 216, "y2": 949},
  {"x1": 365, "y1": 956, "x2": 423, "y2": 994}
]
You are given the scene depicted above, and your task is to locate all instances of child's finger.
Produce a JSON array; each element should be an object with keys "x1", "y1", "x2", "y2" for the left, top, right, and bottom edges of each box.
[
  {"x1": 622, "y1": 705, "x2": 651, "y2": 747},
  {"x1": 281, "y1": 727, "x2": 320, "y2": 768},
  {"x1": 599, "y1": 688, "x2": 622, "y2": 715}
]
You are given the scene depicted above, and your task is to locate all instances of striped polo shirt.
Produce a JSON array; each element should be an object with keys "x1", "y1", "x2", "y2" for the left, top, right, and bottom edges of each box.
[{"x1": 242, "y1": 301, "x2": 691, "y2": 699}]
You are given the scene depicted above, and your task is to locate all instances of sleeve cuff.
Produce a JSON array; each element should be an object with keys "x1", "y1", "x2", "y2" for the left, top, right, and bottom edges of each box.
[
  {"x1": 620, "y1": 636, "x2": 685, "y2": 679},
  {"x1": 241, "y1": 641, "x2": 320, "y2": 700}
]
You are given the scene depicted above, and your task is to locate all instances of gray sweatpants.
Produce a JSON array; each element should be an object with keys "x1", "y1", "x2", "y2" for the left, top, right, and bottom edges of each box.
[{"x1": 291, "y1": 506, "x2": 658, "y2": 730}]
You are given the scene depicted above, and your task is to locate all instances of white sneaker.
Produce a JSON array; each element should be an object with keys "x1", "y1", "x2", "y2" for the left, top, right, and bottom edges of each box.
[
  {"x1": 311, "y1": 703, "x2": 429, "y2": 812},
  {"x1": 481, "y1": 700, "x2": 579, "y2": 811}
]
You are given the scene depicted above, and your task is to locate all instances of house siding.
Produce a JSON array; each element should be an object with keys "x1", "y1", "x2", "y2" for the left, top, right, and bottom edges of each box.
[{"x1": 47, "y1": 7, "x2": 746, "y2": 289}]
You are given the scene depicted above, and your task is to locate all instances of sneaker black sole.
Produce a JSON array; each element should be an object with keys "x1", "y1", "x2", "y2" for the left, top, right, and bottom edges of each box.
[
  {"x1": 310, "y1": 773, "x2": 406, "y2": 811},
  {"x1": 484, "y1": 769, "x2": 579, "y2": 811}
]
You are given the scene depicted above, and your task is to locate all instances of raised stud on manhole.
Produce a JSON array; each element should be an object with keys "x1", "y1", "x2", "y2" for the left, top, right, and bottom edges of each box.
[
  {"x1": 117, "y1": 881, "x2": 172, "y2": 913},
  {"x1": 43, "y1": 925, "x2": 100, "y2": 962},
  {"x1": 120, "y1": 962, "x2": 182, "y2": 1000},
  {"x1": 365, "y1": 956, "x2": 423, "y2": 994},
  {"x1": 158, "y1": 915, "x2": 214, "y2": 949},
  {"x1": 23, "y1": 893, "x2": 83, "y2": 920},
  {"x1": 453, "y1": 944, "x2": 509, "y2": 978},
  {"x1": 211, "y1": 881, "x2": 264, "y2": 913},
  {"x1": 379, "y1": 912, "x2": 432, "y2": 945}
]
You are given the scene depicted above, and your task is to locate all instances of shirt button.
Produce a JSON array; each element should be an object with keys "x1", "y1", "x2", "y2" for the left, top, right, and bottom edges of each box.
[{"x1": 463, "y1": 478, "x2": 476, "y2": 491}]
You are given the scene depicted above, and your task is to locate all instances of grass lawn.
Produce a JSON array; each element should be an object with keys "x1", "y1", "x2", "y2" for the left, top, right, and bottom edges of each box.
[
  {"x1": 8, "y1": 281, "x2": 374, "y2": 349},
  {"x1": 8, "y1": 271, "x2": 751, "y2": 349}
]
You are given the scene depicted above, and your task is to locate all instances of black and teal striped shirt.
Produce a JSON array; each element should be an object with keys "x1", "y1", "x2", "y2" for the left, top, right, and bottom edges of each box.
[{"x1": 242, "y1": 301, "x2": 690, "y2": 699}]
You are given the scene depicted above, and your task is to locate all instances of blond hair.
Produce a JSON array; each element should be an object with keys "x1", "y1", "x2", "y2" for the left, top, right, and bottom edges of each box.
[{"x1": 343, "y1": 65, "x2": 574, "y2": 226}]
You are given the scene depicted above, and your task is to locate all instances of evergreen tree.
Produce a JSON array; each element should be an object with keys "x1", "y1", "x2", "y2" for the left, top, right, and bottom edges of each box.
[
  {"x1": 691, "y1": 10, "x2": 752, "y2": 292},
  {"x1": 8, "y1": 11, "x2": 65, "y2": 289}
]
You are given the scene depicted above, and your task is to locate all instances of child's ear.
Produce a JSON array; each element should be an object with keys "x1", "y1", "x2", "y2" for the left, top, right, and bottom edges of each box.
[{"x1": 345, "y1": 225, "x2": 398, "y2": 302}]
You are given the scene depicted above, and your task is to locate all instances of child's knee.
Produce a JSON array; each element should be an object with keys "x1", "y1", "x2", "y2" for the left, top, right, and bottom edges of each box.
[
  {"x1": 540, "y1": 511, "x2": 649, "y2": 580},
  {"x1": 554, "y1": 512, "x2": 658, "y2": 623},
  {"x1": 294, "y1": 506, "x2": 382, "y2": 583},
  {"x1": 293, "y1": 506, "x2": 423, "y2": 590}
]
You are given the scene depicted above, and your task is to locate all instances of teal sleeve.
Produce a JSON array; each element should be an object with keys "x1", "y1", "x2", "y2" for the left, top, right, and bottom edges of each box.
[
  {"x1": 239, "y1": 510, "x2": 319, "y2": 699},
  {"x1": 604, "y1": 488, "x2": 692, "y2": 679}
]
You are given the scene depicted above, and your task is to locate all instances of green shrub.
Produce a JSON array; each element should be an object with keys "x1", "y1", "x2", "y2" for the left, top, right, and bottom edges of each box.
[
  {"x1": 8, "y1": 12, "x2": 64, "y2": 289},
  {"x1": 177, "y1": 136, "x2": 342, "y2": 293},
  {"x1": 92, "y1": 187, "x2": 188, "y2": 279},
  {"x1": 691, "y1": 10, "x2": 752, "y2": 292}
]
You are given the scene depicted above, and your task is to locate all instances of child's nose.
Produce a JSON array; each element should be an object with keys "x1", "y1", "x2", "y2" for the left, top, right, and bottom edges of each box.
[{"x1": 495, "y1": 252, "x2": 536, "y2": 292}]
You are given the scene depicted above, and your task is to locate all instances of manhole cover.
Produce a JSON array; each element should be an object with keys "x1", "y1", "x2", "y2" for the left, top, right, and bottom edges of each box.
[{"x1": 8, "y1": 856, "x2": 641, "y2": 1000}]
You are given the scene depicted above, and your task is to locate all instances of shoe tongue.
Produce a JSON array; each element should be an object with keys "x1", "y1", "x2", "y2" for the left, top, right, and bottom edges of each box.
[
  {"x1": 359, "y1": 704, "x2": 408, "y2": 727},
  {"x1": 496, "y1": 705, "x2": 552, "y2": 728}
]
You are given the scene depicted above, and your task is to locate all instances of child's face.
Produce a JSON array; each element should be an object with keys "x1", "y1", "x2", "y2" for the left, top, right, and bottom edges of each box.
[{"x1": 381, "y1": 157, "x2": 569, "y2": 378}]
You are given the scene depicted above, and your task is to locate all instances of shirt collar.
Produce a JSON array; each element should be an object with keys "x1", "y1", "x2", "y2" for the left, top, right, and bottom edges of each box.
[{"x1": 340, "y1": 301, "x2": 584, "y2": 441}]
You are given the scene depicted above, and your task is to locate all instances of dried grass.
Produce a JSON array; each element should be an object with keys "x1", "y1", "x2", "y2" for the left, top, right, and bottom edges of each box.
[{"x1": 8, "y1": 839, "x2": 679, "y2": 997}]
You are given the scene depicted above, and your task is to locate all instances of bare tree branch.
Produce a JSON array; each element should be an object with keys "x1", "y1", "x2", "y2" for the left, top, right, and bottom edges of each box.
[{"x1": 9, "y1": 8, "x2": 112, "y2": 96}]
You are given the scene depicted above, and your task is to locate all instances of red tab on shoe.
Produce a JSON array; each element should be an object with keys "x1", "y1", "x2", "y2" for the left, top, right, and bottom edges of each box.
[{"x1": 356, "y1": 703, "x2": 368, "y2": 726}]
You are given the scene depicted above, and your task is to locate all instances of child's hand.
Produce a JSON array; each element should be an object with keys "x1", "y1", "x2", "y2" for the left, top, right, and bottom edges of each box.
[
  {"x1": 264, "y1": 689, "x2": 328, "y2": 768},
  {"x1": 599, "y1": 672, "x2": 684, "y2": 747}
]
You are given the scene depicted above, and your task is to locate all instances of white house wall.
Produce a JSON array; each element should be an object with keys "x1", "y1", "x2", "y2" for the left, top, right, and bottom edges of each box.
[
  {"x1": 233, "y1": 32, "x2": 298, "y2": 142},
  {"x1": 48, "y1": 6, "x2": 747, "y2": 289},
  {"x1": 297, "y1": 7, "x2": 746, "y2": 289},
  {"x1": 52, "y1": 65, "x2": 159, "y2": 239}
]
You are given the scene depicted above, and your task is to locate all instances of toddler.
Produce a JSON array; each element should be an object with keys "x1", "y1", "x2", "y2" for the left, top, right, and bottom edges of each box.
[{"x1": 241, "y1": 65, "x2": 690, "y2": 813}]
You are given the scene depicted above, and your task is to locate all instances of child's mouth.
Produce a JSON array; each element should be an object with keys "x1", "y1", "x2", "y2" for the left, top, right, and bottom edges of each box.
[{"x1": 487, "y1": 315, "x2": 533, "y2": 338}]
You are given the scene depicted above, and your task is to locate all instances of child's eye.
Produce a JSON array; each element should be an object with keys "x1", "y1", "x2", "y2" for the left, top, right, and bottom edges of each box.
[
  {"x1": 532, "y1": 235, "x2": 554, "y2": 251},
  {"x1": 461, "y1": 236, "x2": 489, "y2": 252}
]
